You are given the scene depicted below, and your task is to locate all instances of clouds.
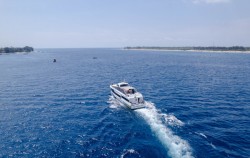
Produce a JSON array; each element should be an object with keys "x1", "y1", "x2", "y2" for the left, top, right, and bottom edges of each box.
[{"x1": 192, "y1": 0, "x2": 231, "y2": 4}]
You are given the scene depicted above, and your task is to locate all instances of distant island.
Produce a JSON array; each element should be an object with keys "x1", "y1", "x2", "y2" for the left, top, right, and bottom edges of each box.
[
  {"x1": 0, "y1": 46, "x2": 34, "y2": 53},
  {"x1": 124, "y1": 46, "x2": 250, "y2": 52}
]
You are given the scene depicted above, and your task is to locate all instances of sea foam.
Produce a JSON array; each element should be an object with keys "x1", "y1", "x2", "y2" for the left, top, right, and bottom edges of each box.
[
  {"x1": 136, "y1": 102, "x2": 193, "y2": 158},
  {"x1": 108, "y1": 96, "x2": 121, "y2": 109},
  {"x1": 120, "y1": 149, "x2": 140, "y2": 158}
]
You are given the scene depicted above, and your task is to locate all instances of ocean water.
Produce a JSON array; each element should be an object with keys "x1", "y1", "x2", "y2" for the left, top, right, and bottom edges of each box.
[{"x1": 0, "y1": 48, "x2": 249, "y2": 158}]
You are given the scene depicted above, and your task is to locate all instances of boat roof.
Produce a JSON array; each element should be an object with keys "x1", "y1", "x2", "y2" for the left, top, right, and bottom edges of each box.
[
  {"x1": 118, "y1": 82, "x2": 129, "y2": 87},
  {"x1": 122, "y1": 86, "x2": 135, "y2": 91}
]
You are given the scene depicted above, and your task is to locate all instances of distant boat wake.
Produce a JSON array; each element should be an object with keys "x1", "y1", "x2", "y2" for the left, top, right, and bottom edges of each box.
[{"x1": 108, "y1": 96, "x2": 193, "y2": 158}]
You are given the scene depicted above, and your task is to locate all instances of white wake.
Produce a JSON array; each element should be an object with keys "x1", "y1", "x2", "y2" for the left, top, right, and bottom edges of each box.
[{"x1": 135, "y1": 102, "x2": 193, "y2": 158}]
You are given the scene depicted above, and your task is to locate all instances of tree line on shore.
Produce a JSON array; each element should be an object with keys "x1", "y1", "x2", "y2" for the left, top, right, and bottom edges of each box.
[
  {"x1": 125, "y1": 46, "x2": 250, "y2": 51},
  {"x1": 0, "y1": 46, "x2": 34, "y2": 53}
]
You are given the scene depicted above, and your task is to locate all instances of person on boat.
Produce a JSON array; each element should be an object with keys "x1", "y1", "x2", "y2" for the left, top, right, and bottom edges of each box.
[{"x1": 128, "y1": 89, "x2": 132, "y2": 94}]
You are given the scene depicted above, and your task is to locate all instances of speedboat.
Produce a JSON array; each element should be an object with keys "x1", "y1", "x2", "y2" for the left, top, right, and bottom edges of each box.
[{"x1": 110, "y1": 82, "x2": 145, "y2": 110}]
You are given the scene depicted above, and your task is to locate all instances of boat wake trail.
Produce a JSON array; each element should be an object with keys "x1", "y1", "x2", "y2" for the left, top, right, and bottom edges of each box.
[
  {"x1": 135, "y1": 102, "x2": 193, "y2": 158},
  {"x1": 107, "y1": 96, "x2": 123, "y2": 109}
]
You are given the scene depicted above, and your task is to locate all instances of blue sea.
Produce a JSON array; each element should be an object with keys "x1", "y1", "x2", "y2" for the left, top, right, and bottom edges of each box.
[{"x1": 0, "y1": 48, "x2": 249, "y2": 158}]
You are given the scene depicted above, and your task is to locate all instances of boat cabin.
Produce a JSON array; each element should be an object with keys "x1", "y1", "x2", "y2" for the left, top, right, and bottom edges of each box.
[
  {"x1": 123, "y1": 87, "x2": 137, "y2": 94},
  {"x1": 117, "y1": 82, "x2": 137, "y2": 94}
]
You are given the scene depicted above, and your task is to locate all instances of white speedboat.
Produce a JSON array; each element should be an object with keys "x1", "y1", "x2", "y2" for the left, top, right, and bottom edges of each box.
[{"x1": 110, "y1": 82, "x2": 145, "y2": 110}]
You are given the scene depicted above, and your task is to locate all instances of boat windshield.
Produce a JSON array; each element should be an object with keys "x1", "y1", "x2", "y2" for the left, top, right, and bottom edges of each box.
[
  {"x1": 127, "y1": 88, "x2": 136, "y2": 94},
  {"x1": 120, "y1": 83, "x2": 128, "y2": 87}
]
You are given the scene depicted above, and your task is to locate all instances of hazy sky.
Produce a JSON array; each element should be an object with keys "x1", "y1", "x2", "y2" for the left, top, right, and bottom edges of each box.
[{"x1": 1, "y1": 0, "x2": 250, "y2": 48}]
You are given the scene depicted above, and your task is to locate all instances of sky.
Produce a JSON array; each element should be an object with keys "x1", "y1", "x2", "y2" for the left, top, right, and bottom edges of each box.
[{"x1": 0, "y1": 0, "x2": 250, "y2": 48}]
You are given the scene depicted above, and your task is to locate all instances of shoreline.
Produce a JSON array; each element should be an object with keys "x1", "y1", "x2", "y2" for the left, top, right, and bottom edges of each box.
[
  {"x1": 123, "y1": 48, "x2": 250, "y2": 54},
  {"x1": 0, "y1": 51, "x2": 32, "y2": 55}
]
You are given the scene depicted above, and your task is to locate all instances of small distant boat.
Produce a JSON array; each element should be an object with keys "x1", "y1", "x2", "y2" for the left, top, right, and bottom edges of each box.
[
  {"x1": 110, "y1": 82, "x2": 145, "y2": 110},
  {"x1": 53, "y1": 59, "x2": 56, "y2": 62},
  {"x1": 93, "y1": 57, "x2": 97, "y2": 59}
]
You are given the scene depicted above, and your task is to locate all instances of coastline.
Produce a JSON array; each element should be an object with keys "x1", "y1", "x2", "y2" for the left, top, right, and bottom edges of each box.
[
  {"x1": 123, "y1": 48, "x2": 250, "y2": 54},
  {"x1": 0, "y1": 51, "x2": 33, "y2": 55}
]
